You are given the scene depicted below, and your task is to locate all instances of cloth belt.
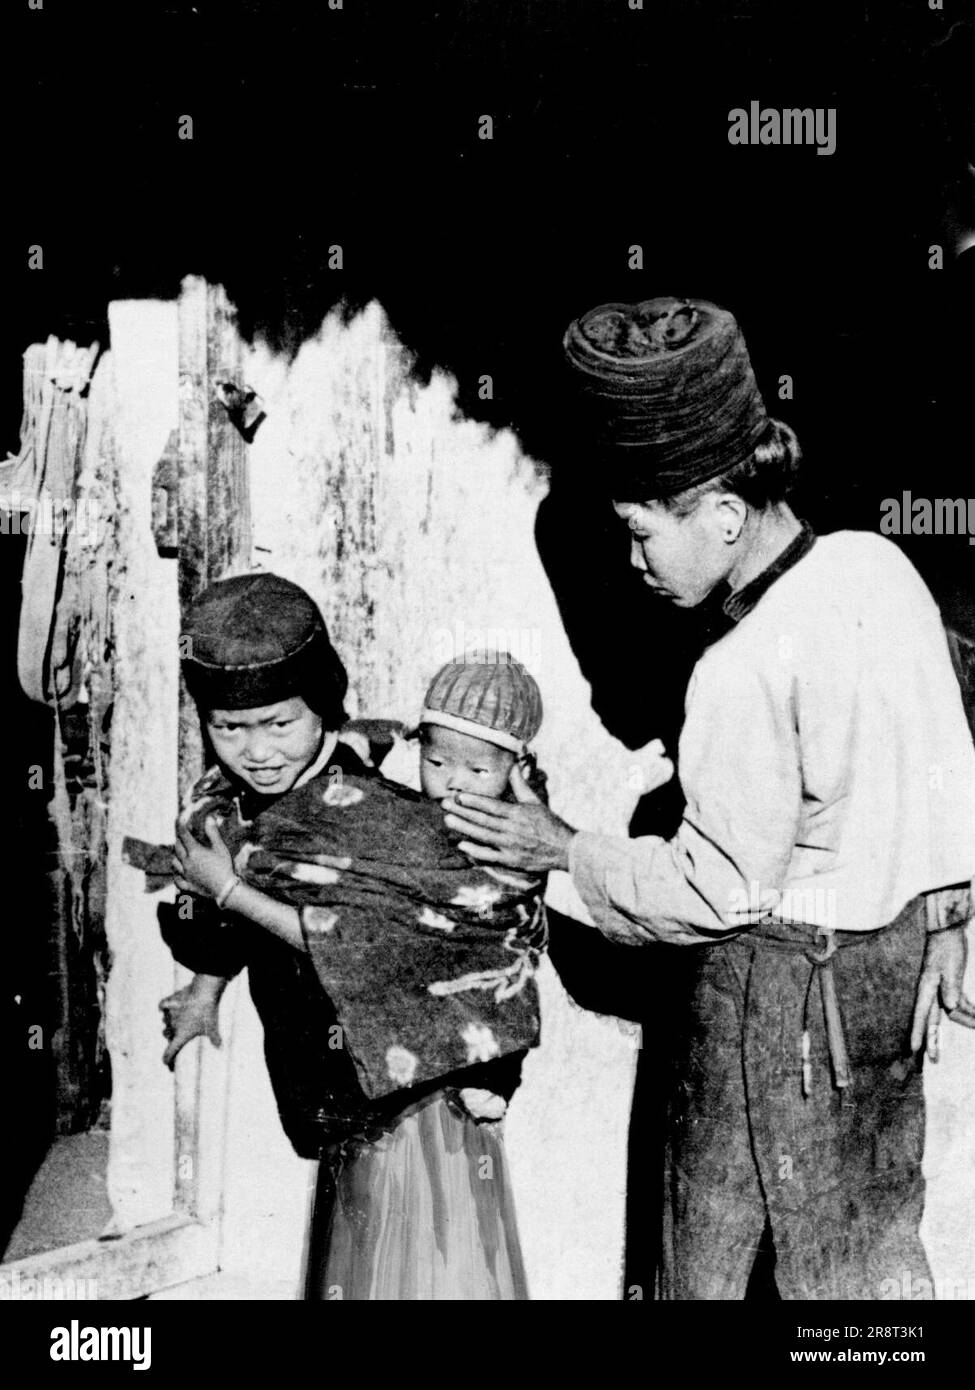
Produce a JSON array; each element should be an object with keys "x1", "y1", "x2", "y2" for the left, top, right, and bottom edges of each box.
[{"x1": 745, "y1": 919, "x2": 876, "y2": 1096}]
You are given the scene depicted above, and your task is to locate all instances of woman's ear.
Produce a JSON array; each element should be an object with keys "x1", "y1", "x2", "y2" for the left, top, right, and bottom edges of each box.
[{"x1": 715, "y1": 493, "x2": 748, "y2": 544}]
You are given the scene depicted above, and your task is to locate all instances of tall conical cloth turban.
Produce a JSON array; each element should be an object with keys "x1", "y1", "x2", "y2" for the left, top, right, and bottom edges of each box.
[{"x1": 563, "y1": 297, "x2": 770, "y2": 496}]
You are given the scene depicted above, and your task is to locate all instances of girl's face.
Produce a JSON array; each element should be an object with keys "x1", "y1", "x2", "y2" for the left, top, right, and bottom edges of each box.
[
  {"x1": 419, "y1": 724, "x2": 516, "y2": 804},
  {"x1": 206, "y1": 696, "x2": 323, "y2": 795}
]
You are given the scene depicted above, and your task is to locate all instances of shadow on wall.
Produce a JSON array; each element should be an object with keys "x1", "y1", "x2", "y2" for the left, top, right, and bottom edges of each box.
[{"x1": 533, "y1": 476, "x2": 782, "y2": 1299}]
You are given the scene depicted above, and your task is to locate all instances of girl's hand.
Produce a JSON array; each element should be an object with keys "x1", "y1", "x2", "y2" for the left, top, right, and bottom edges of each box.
[
  {"x1": 160, "y1": 975, "x2": 225, "y2": 1069},
  {"x1": 172, "y1": 816, "x2": 235, "y2": 901}
]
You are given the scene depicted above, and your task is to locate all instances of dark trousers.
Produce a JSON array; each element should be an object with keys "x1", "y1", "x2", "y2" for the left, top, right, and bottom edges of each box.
[{"x1": 660, "y1": 897, "x2": 932, "y2": 1300}]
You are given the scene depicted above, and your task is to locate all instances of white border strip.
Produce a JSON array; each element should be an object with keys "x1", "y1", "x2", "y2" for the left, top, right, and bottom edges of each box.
[{"x1": 419, "y1": 707, "x2": 526, "y2": 754}]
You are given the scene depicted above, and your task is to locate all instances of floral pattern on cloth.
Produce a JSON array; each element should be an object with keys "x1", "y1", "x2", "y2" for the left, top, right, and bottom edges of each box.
[{"x1": 123, "y1": 764, "x2": 546, "y2": 1100}]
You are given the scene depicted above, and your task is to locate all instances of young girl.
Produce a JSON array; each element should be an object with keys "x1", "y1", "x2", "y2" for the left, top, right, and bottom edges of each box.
[{"x1": 143, "y1": 573, "x2": 547, "y2": 1299}]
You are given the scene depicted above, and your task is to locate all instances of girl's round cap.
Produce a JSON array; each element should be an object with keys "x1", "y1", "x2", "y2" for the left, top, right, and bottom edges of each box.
[
  {"x1": 421, "y1": 653, "x2": 543, "y2": 754},
  {"x1": 181, "y1": 572, "x2": 348, "y2": 713}
]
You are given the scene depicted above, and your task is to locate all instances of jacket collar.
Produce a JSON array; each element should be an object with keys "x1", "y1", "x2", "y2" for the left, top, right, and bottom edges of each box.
[{"x1": 721, "y1": 519, "x2": 817, "y2": 623}]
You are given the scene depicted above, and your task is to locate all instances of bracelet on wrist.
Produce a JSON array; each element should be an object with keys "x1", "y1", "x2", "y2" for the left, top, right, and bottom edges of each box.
[{"x1": 215, "y1": 873, "x2": 241, "y2": 910}]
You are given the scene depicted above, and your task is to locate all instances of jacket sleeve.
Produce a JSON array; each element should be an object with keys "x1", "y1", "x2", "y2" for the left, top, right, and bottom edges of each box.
[
  {"x1": 158, "y1": 893, "x2": 249, "y2": 979},
  {"x1": 568, "y1": 648, "x2": 806, "y2": 946}
]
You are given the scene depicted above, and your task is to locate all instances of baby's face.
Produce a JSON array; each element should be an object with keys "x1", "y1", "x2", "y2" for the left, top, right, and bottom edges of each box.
[{"x1": 419, "y1": 724, "x2": 516, "y2": 803}]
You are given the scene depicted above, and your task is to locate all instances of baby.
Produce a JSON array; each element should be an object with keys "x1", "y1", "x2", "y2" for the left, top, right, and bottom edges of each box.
[
  {"x1": 404, "y1": 651, "x2": 546, "y2": 1119},
  {"x1": 142, "y1": 648, "x2": 546, "y2": 1124},
  {"x1": 414, "y1": 651, "x2": 544, "y2": 805}
]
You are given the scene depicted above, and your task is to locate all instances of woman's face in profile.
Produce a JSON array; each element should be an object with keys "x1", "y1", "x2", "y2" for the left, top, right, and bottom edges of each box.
[{"x1": 206, "y1": 696, "x2": 323, "y2": 795}]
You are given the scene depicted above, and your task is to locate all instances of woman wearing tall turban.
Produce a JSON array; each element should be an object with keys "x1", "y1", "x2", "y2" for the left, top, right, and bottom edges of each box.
[{"x1": 445, "y1": 296, "x2": 975, "y2": 1299}]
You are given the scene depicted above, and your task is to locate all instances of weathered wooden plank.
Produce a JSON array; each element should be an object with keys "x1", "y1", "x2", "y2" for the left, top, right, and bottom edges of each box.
[
  {"x1": 176, "y1": 276, "x2": 210, "y2": 621},
  {"x1": 174, "y1": 275, "x2": 213, "y2": 1222},
  {"x1": 151, "y1": 429, "x2": 180, "y2": 556},
  {"x1": 173, "y1": 278, "x2": 252, "y2": 1225},
  {"x1": 206, "y1": 286, "x2": 252, "y2": 581},
  {"x1": 176, "y1": 277, "x2": 254, "y2": 788},
  {"x1": 99, "y1": 299, "x2": 183, "y2": 1243},
  {"x1": 0, "y1": 1215, "x2": 217, "y2": 1302}
]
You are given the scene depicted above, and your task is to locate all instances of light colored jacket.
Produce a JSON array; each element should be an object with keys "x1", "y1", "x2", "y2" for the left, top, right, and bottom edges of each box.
[{"x1": 569, "y1": 531, "x2": 975, "y2": 944}]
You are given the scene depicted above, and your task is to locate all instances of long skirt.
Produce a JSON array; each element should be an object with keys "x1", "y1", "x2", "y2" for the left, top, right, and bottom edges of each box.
[{"x1": 304, "y1": 1089, "x2": 529, "y2": 1300}]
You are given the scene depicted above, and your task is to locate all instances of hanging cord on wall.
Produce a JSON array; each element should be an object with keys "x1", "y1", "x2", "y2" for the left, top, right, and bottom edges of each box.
[{"x1": 5, "y1": 337, "x2": 100, "y2": 708}]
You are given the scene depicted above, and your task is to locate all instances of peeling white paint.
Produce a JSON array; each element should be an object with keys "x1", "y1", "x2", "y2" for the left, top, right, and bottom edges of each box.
[{"x1": 99, "y1": 295, "x2": 975, "y2": 1302}]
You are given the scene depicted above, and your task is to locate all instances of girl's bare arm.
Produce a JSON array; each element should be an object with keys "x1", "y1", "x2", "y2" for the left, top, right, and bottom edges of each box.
[{"x1": 221, "y1": 880, "x2": 306, "y2": 952}]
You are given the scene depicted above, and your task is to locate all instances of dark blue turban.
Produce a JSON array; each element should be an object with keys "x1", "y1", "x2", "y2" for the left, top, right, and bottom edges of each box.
[{"x1": 563, "y1": 297, "x2": 770, "y2": 496}]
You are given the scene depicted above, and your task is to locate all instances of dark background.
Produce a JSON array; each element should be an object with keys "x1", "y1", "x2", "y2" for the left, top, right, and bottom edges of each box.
[
  {"x1": 3, "y1": 0, "x2": 968, "y2": 681},
  {"x1": 3, "y1": 0, "x2": 974, "y2": 1294},
  {"x1": 3, "y1": 0, "x2": 974, "y2": 626}
]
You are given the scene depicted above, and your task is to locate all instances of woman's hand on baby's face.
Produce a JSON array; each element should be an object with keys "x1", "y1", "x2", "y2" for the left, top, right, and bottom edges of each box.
[
  {"x1": 442, "y1": 777, "x2": 576, "y2": 873},
  {"x1": 172, "y1": 816, "x2": 235, "y2": 900}
]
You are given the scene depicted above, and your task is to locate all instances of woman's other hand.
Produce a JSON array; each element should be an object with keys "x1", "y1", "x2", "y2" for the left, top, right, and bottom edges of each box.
[
  {"x1": 911, "y1": 922, "x2": 975, "y2": 1061},
  {"x1": 458, "y1": 1088, "x2": 508, "y2": 1121}
]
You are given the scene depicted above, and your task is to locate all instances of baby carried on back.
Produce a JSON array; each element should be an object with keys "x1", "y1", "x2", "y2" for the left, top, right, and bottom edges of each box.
[{"x1": 124, "y1": 665, "x2": 547, "y2": 1103}]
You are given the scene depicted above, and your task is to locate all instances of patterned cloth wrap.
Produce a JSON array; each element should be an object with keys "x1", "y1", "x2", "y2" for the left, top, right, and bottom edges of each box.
[{"x1": 124, "y1": 762, "x2": 547, "y2": 1100}]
